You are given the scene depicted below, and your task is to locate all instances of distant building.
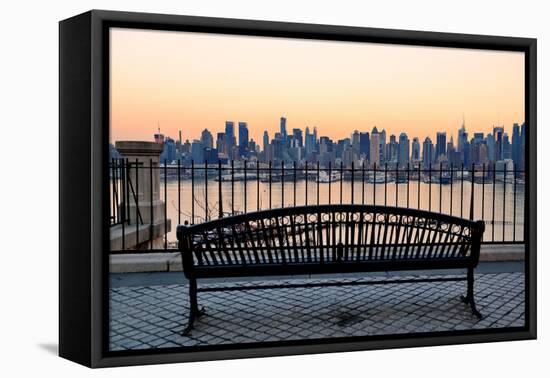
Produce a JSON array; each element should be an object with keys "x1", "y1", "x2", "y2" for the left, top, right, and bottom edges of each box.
[
  {"x1": 436, "y1": 132, "x2": 446, "y2": 159},
  {"x1": 292, "y1": 128, "x2": 303, "y2": 148},
  {"x1": 263, "y1": 131, "x2": 269, "y2": 153},
  {"x1": 379, "y1": 129, "x2": 386, "y2": 164},
  {"x1": 225, "y1": 121, "x2": 235, "y2": 156},
  {"x1": 411, "y1": 137, "x2": 420, "y2": 161},
  {"x1": 238, "y1": 122, "x2": 249, "y2": 148},
  {"x1": 486, "y1": 134, "x2": 495, "y2": 163},
  {"x1": 387, "y1": 134, "x2": 398, "y2": 163},
  {"x1": 502, "y1": 133, "x2": 511, "y2": 160},
  {"x1": 191, "y1": 140, "x2": 204, "y2": 163},
  {"x1": 305, "y1": 127, "x2": 316, "y2": 155},
  {"x1": 238, "y1": 122, "x2": 249, "y2": 157},
  {"x1": 512, "y1": 123, "x2": 521, "y2": 167},
  {"x1": 422, "y1": 137, "x2": 434, "y2": 168},
  {"x1": 520, "y1": 123, "x2": 526, "y2": 170},
  {"x1": 216, "y1": 132, "x2": 225, "y2": 153},
  {"x1": 204, "y1": 147, "x2": 219, "y2": 164},
  {"x1": 271, "y1": 137, "x2": 284, "y2": 161},
  {"x1": 359, "y1": 132, "x2": 370, "y2": 158},
  {"x1": 398, "y1": 133, "x2": 410, "y2": 166},
  {"x1": 493, "y1": 126, "x2": 504, "y2": 161},
  {"x1": 182, "y1": 139, "x2": 191, "y2": 154},
  {"x1": 200, "y1": 129, "x2": 213, "y2": 149},
  {"x1": 160, "y1": 137, "x2": 176, "y2": 163},
  {"x1": 351, "y1": 130, "x2": 361, "y2": 154},
  {"x1": 154, "y1": 133, "x2": 165, "y2": 144},
  {"x1": 457, "y1": 122, "x2": 467, "y2": 152},
  {"x1": 280, "y1": 117, "x2": 287, "y2": 139},
  {"x1": 478, "y1": 143, "x2": 488, "y2": 164},
  {"x1": 370, "y1": 128, "x2": 380, "y2": 167}
]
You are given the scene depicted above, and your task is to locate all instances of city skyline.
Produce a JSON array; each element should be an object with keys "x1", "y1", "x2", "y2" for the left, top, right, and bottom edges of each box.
[
  {"x1": 110, "y1": 28, "x2": 524, "y2": 144},
  {"x1": 110, "y1": 116, "x2": 525, "y2": 172}
]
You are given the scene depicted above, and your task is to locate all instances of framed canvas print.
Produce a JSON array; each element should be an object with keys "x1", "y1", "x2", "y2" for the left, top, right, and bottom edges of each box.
[{"x1": 59, "y1": 10, "x2": 537, "y2": 368}]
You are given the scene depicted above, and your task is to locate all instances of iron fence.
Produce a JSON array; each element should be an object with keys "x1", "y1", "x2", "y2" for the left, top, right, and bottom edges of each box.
[{"x1": 109, "y1": 159, "x2": 526, "y2": 253}]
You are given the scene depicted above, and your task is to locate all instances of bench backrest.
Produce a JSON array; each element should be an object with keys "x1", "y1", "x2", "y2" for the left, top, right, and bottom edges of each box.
[{"x1": 177, "y1": 205, "x2": 485, "y2": 269}]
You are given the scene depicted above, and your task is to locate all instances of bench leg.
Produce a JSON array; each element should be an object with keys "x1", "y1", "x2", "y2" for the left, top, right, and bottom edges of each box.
[
  {"x1": 182, "y1": 277, "x2": 206, "y2": 336},
  {"x1": 461, "y1": 267, "x2": 482, "y2": 319}
]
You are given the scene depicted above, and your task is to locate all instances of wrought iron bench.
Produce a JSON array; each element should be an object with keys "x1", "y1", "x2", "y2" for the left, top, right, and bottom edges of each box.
[{"x1": 177, "y1": 204, "x2": 485, "y2": 335}]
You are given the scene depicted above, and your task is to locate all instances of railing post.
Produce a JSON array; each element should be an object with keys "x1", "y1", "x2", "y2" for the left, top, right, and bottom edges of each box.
[
  {"x1": 150, "y1": 159, "x2": 153, "y2": 250},
  {"x1": 231, "y1": 160, "x2": 235, "y2": 215},
  {"x1": 328, "y1": 161, "x2": 332, "y2": 205},
  {"x1": 244, "y1": 160, "x2": 247, "y2": 214},
  {"x1": 282, "y1": 163, "x2": 285, "y2": 208},
  {"x1": 469, "y1": 163, "x2": 475, "y2": 221},
  {"x1": 218, "y1": 160, "x2": 223, "y2": 218},
  {"x1": 205, "y1": 160, "x2": 208, "y2": 222},
  {"x1": 177, "y1": 159, "x2": 181, "y2": 225},
  {"x1": 351, "y1": 161, "x2": 354, "y2": 205},
  {"x1": 503, "y1": 163, "x2": 507, "y2": 242},
  {"x1": 164, "y1": 160, "x2": 168, "y2": 250},
  {"x1": 269, "y1": 161, "x2": 272, "y2": 209}
]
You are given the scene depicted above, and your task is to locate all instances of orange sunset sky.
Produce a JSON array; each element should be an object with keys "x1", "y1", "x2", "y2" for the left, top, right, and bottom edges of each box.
[{"x1": 109, "y1": 28, "x2": 524, "y2": 144}]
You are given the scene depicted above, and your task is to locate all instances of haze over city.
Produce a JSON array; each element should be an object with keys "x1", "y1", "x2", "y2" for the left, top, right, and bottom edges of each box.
[{"x1": 109, "y1": 28, "x2": 524, "y2": 144}]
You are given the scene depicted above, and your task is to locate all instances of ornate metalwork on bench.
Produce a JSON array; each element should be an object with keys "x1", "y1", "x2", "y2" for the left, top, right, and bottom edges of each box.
[{"x1": 176, "y1": 204, "x2": 485, "y2": 335}]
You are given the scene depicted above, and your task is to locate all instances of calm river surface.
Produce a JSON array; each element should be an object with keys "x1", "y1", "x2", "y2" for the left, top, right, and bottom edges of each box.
[{"x1": 156, "y1": 178, "x2": 525, "y2": 245}]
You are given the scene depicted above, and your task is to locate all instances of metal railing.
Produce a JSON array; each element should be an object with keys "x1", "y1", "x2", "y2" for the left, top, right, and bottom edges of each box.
[{"x1": 109, "y1": 159, "x2": 526, "y2": 253}]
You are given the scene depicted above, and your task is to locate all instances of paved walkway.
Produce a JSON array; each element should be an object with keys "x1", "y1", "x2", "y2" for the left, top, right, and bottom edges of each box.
[{"x1": 109, "y1": 272, "x2": 524, "y2": 351}]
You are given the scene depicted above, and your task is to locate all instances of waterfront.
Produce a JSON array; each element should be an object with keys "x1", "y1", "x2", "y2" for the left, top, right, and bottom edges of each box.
[{"x1": 150, "y1": 177, "x2": 525, "y2": 246}]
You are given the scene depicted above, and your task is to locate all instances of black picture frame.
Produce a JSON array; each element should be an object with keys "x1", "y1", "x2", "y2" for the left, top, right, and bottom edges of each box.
[{"x1": 59, "y1": 9, "x2": 537, "y2": 368}]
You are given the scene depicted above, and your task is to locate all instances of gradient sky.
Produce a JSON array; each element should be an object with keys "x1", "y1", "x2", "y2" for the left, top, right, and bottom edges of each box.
[{"x1": 110, "y1": 28, "x2": 524, "y2": 144}]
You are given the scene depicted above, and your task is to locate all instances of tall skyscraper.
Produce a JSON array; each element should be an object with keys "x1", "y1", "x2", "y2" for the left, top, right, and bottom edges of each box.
[
  {"x1": 502, "y1": 133, "x2": 511, "y2": 160},
  {"x1": 191, "y1": 139, "x2": 205, "y2": 163},
  {"x1": 379, "y1": 129, "x2": 387, "y2": 163},
  {"x1": 351, "y1": 130, "x2": 360, "y2": 153},
  {"x1": 512, "y1": 123, "x2": 521, "y2": 166},
  {"x1": 271, "y1": 137, "x2": 283, "y2": 161},
  {"x1": 305, "y1": 127, "x2": 316, "y2": 154},
  {"x1": 280, "y1": 117, "x2": 287, "y2": 139},
  {"x1": 422, "y1": 137, "x2": 434, "y2": 168},
  {"x1": 387, "y1": 134, "x2": 398, "y2": 163},
  {"x1": 486, "y1": 134, "x2": 495, "y2": 163},
  {"x1": 200, "y1": 129, "x2": 213, "y2": 149},
  {"x1": 411, "y1": 137, "x2": 420, "y2": 161},
  {"x1": 457, "y1": 116, "x2": 467, "y2": 152},
  {"x1": 263, "y1": 131, "x2": 269, "y2": 153},
  {"x1": 436, "y1": 132, "x2": 446, "y2": 159},
  {"x1": 359, "y1": 132, "x2": 370, "y2": 157},
  {"x1": 161, "y1": 137, "x2": 176, "y2": 163},
  {"x1": 398, "y1": 132, "x2": 410, "y2": 166},
  {"x1": 370, "y1": 128, "x2": 380, "y2": 167},
  {"x1": 292, "y1": 128, "x2": 303, "y2": 148},
  {"x1": 313, "y1": 127, "x2": 318, "y2": 150},
  {"x1": 493, "y1": 126, "x2": 504, "y2": 161},
  {"x1": 216, "y1": 132, "x2": 225, "y2": 154},
  {"x1": 446, "y1": 136, "x2": 455, "y2": 158},
  {"x1": 478, "y1": 143, "x2": 488, "y2": 164},
  {"x1": 182, "y1": 139, "x2": 191, "y2": 154},
  {"x1": 225, "y1": 121, "x2": 235, "y2": 155},
  {"x1": 238, "y1": 122, "x2": 249, "y2": 148}
]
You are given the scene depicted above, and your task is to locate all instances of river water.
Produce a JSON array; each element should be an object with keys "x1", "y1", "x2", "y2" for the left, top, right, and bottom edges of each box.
[{"x1": 154, "y1": 178, "x2": 525, "y2": 245}]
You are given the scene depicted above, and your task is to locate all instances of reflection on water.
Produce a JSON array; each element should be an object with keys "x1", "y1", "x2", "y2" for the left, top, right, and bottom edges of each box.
[{"x1": 159, "y1": 178, "x2": 525, "y2": 244}]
